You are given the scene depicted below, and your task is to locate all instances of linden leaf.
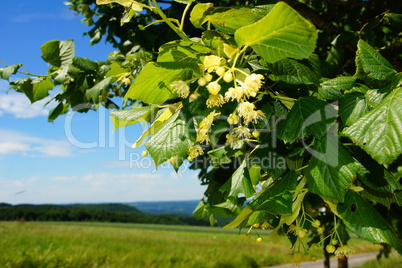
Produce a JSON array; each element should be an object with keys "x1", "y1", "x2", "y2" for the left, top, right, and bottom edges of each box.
[
  {"x1": 343, "y1": 87, "x2": 402, "y2": 164},
  {"x1": 235, "y1": 2, "x2": 317, "y2": 63}
]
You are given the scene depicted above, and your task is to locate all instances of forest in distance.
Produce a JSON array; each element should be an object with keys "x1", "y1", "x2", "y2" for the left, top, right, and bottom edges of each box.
[{"x1": 0, "y1": 202, "x2": 213, "y2": 226}]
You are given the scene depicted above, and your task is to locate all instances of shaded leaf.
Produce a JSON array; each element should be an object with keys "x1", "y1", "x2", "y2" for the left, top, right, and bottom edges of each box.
[
  {"x1": 86, "y1": 76, "x2": 115, "y2": 102},
  {"x1": 338, "y1": 191, "x2": 402, "y2": 254},
  {"x1": 319, "y1": 76, "x2": 356, "y2": 100},
  {"x1": 248, "y1": 170, "x2": 298, "y2": 214},
  {"x1": 220, "y1": 159, "x2": 255, "y2": 202},
  {"x1": 306, "y1": 134, "x2": 361, "y2": 202},
  {"x1": 277, "y1": 97, "x2": 337, "y2": 143},
  {"x1": 0, "y1": 64, "x2": 22, "y2": 80},
  {"x1": 340, "y1": 92, "x2": 369, "y2": 126},
  {"x1": 267, "y1": 56, "x2": 320, "y2": 85},
  {"x1": 22, "y1": 78, "x2": 54, "y2": 103}
]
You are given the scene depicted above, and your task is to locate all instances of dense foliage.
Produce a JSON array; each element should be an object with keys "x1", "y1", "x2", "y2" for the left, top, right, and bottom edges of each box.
[
  {"x1": 1, "y1": 0, "x2": 402, "y2": 265},
  {"x1": 0, "y1": 203, "x2": 209, "y2": 226}
]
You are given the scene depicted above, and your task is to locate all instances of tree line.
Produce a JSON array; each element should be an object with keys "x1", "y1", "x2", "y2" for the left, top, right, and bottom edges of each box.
[{"x1": 0, "y1": 203, "x2": 210, "y2": 226}]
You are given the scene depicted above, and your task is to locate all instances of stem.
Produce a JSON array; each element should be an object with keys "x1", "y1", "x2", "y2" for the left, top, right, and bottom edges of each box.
[
  {"x1": 17, "y1": 71, "x2": 49, "y2": 78},
  {"x1": 151, "y1": 0, "x2": 190, "y2": 41},
  {"x1": 180, "y1": 0, "x2": 194, "y2": 32},
  {"x1": 231, "y1": 45, "x2": 249, "y2": 70}
]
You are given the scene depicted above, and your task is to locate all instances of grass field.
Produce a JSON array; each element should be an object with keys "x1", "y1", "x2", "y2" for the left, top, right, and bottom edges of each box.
[{"x1": 0, "y1": 221, "x2": 384, "y2": 268}]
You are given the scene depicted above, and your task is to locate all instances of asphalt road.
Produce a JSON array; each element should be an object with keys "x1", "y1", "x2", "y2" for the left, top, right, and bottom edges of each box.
[{"x1": 266, "y1": 252, "x2": 378, "y2": 268}]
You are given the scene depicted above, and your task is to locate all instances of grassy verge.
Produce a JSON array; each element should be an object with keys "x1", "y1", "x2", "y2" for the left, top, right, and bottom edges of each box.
[
  {"x1": 0, "y1": 221, "x2": 384, "y2": 268},
  {"x1": 356, "y1": 252, "x2": 402, "y2": 268}
]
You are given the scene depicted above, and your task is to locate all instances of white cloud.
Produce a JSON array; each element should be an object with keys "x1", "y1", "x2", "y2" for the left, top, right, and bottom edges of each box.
[
  {"x1": 0, "y1": 171, "x2": 205, "y2": 204},
  {"x1": 0, "y1": 129, "x2": 75, "y2": 157},
  {"x1": 0, "y1": 81, "x2": 54, "y2": 118}
]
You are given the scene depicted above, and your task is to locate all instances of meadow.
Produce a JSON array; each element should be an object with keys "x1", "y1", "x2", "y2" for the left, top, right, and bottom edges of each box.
[{"x1": 0, "y1": 221, "x2": 385, "y2": 268}]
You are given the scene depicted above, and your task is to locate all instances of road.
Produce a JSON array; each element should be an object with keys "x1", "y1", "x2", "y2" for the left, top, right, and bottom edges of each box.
[{"x1": 266, "y1": 252, "x2": 378, "y2": 268}]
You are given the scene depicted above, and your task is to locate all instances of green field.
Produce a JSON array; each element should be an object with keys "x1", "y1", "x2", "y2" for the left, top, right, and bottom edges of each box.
[{"x1": 0, "y1": 221, "x2": 383, "y2": 268}]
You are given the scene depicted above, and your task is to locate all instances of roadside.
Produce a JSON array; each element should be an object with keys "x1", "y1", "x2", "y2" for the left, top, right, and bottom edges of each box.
[{"x1": 266, "y1": 252, "x2": 378, "y2": 268}]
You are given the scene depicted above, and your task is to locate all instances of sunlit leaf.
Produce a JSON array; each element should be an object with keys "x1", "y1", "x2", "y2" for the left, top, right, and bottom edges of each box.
[
  {"x1": 40, "y1": 40, "x2": 75, "y2": 67},
  {"x1": 145, "y1": 110, "x2": 194, "y2": 169},
  {"x1": 343, "y1": 87, "x2": 402, "y2": 164},
  {"x1": 235, "y1": 2, "x2": 317, "y2": 63},
  {"x1": 110, "y1": 105, "x2": 158, "y2": 130}
]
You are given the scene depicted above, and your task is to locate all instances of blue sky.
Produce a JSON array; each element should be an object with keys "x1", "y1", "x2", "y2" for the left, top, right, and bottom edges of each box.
[{"x1": 0, "y1": 1, "x2": 205, "y2": 204}]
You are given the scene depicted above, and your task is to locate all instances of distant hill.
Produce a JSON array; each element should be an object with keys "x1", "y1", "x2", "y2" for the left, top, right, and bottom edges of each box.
[
  {"x1": 128, "y1": 200, "x2": 200, "y2": 216},
  {"x1": 69, "y1": 203, "x2": 142, "y2": 213},
  {"x1": 0, "y1": 202, "x2": 209, "y2": 226}
]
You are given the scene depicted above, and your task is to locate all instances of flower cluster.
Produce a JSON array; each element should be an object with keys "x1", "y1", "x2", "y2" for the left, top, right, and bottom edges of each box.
[{"x1": 169, "y1": 53, "x2": 267, "y2": 161}]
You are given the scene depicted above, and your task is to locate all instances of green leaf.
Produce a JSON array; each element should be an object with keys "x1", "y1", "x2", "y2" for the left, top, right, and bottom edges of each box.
[
  {"x1": 220, "y1": 159, "x2": 255, "y2": 202},
  {"x1": 277, "y1": 97, "x2": 337, "y2": 143},
  {"x1": 86, "y1": 76, "x2": 115, "y2": 102},
  {"x1": 267, "y1": 56, "x2": 320, "y2": 85},
  {"x1": 105, "y1": 62, "x2": 129, "y2": 78},
  {"x1": 48, "y1": 102, "x2": 67, "y2": 122},
  {"x1": 248, "y1": 170, "x2": 298, "y2": 214},
  {"x1": 110, "y1": 105, "x2": 158, "y2": 130},
  {"x1": 343, "y1": 87, "x2": 402, "y2": 164},
  {"x1": 54, "y1": 64, "x2": 81, "y2": 84},
  {"x1": 340, "y1": 92, "x2": 369, "y2": 126},
  {"x1": 73, "y1": 57, "x2": 99, "y2": 71},
  {"x1": 125, "y1": 62, "x2": 194, "y2": 104},
  {"x1": 319, "y1": 76, "x2": 356, "y2": 100},
  {"x1": 354, "y1": 149, "x2": 402, "y2": 208},
  {"x1": 337, "y1": 191, "x2": 402, "y2": 254},
  {"x1": 306, "y1": 134, "x2": 361, "y2": 202},
  {"x1": 21, "y1": 78, "x2": 54, "y2": 103},
  {"x1": 40, "y1": 40, "x2": 75, "y2": 67},
  {"x1": 208, "y1": 144, "x2": 243, "y2": 166},
  {"x1": 157, "y1": 40, "x2": 209, "y2": 65},
  {"x1": 201, "y1": 30, "x2": 231, "y2": 53},
  {"x1": 191, "y1": 5, "x2": 266, "y2": 35},
  {"x1": 0, "y1": 64, "x2": 22, "y2": 80},
  {"x1": 235, "y1": 2, "x2": 317, "y2": 63},
  {"x1": 224, "y1": 206, "x2": 253, "y2": 228},
  {"x1": 193, "y1": 200, "x2": 208, "y2": 220},
  {"x1": 132, "y1": 107, "x2": 175, "y2": 148},
  {"x1": 207, "y1": 201, "x2": 242, "y2": 218},
  {"x1": 190, "y1": 3, "x2": 213, "y2": 29},
  {"x1": 145, "y1": 110, "x2": 194, "y2": 169},
  {"x1": 355, "y1": 40, "x2": 396, "y2": 81},
  {"x1": 254, "y1": 133, "x2": 287, "y2": 179}
]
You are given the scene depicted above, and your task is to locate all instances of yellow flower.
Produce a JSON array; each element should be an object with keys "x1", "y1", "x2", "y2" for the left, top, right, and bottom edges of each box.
[
  {"x1": 187, "y1": 145, "x2": 204, "y2": 161},
  {"x1": 237, "y1": 101, "x2": 265, "y2": 124},
  {"x1": 233, "y1": 126, "x2": 251, "y2": 139},
  {"x1": 227, "y1": 113, "x2": 239, "y2": 125},
  {"x1": 189, "y1": 92, "x2": 200, "y2": 102},
  {"x1": 206, "y1": 81, "x2": 221, "y2": 95},
  {"x1": 197, "y1": 111, "x2": 220, "y2": 143},
  {"x1": 236, "y1": 73, "x2": 264, "y2": 98},
  {"x1": 203, "y1": 55, "x2": 226, "y2": 72},
  {"x1": 225, "y1": 86, "x2": 244, "y2": 102},
  {"x1": 170, "y1": 80, "x2": 190, "y2": 98},
  {"x1": 334, "y1": 245, "x2": 355, "y2": 258},
  {"x1": 206, "y1": 94, "x2": 225, "y2": 108},
  {"x1": 225, "y1": 133, "x2": 239, "y2": 146}
]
